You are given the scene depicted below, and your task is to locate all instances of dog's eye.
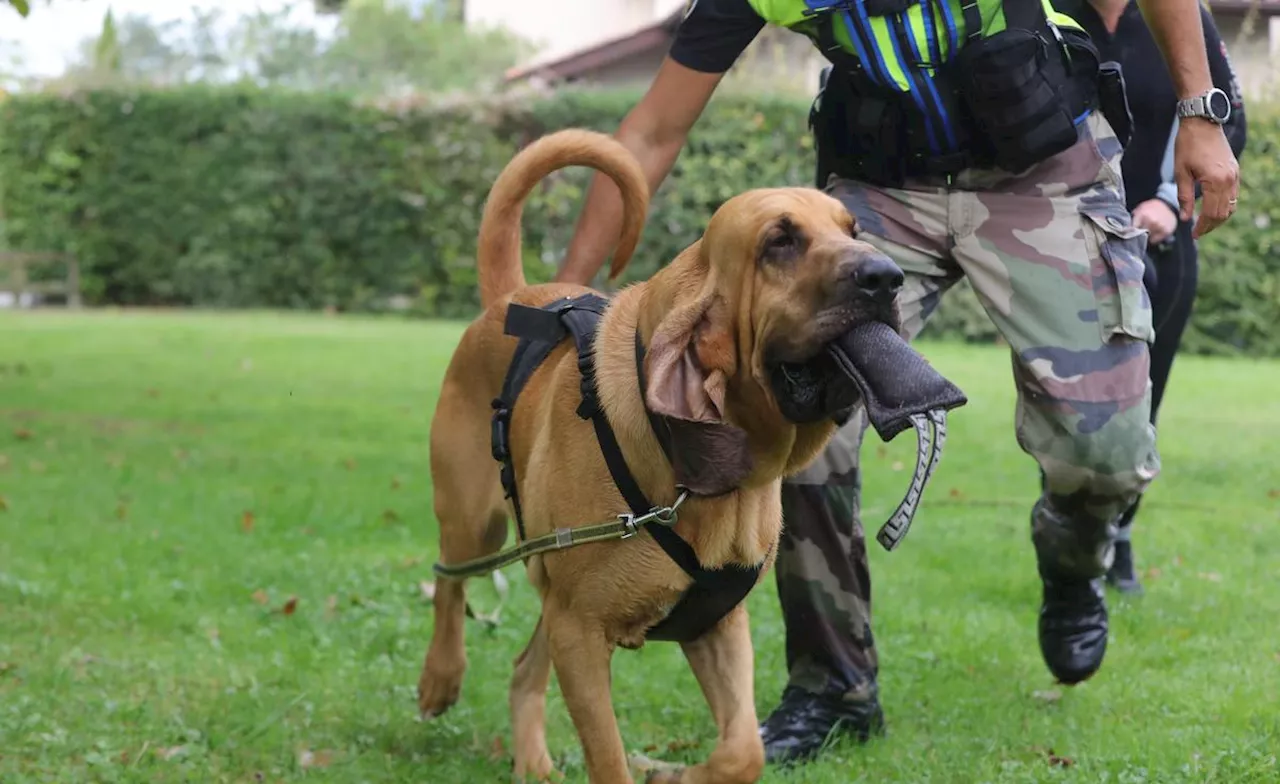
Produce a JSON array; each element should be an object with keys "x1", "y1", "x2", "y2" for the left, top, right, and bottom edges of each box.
[{"x1": 766, "y1": 232, "x2": 795, "y2": 252}]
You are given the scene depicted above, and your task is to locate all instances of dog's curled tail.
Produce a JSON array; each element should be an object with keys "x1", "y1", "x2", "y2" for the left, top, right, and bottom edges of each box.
[{"x1": 477, "y1": 129, "x2": 650, "y2": 308}]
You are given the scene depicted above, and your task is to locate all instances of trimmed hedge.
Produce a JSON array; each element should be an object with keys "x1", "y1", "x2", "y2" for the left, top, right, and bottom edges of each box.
[{"x1": 0, "y1": 86, "x2": 1276, "y2": 353}]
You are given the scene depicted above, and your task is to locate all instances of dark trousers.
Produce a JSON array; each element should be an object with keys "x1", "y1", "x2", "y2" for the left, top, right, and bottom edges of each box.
[{"x1": 1117, "y1": 219, "x2": 1198, "y2": 535}]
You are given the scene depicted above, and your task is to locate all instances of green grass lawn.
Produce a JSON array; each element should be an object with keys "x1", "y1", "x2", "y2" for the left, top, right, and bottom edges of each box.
[{"x1": 1, "y1": 309, "x2": 1278, "y2": 783}]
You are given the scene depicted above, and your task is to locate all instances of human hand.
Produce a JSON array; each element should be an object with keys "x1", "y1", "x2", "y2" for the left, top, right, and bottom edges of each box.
[
  {"x1": 1174, "y1": 116, "x2": 1240, "y2": 238},
  {"x1": 1131, "y1": 199, "x2": 1178, "y2": 245}
]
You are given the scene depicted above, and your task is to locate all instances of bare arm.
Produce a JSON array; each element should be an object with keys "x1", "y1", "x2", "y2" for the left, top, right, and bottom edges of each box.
[
  {"x1": 555, "y1": 58, "x2": 724, "y2": 286},
  {"x1": 1135, "y1": 0, "x2": 1240, "y2": 237}
]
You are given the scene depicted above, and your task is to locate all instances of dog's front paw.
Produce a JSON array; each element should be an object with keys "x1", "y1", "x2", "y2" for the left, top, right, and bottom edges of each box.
[
  {"x1": 628, "y1": 753, "x2": 685, "y2": 783},
  {"x1": 416, "y1": 659, "x2": 464, "y2": 718},
  {"x1": 513, "y1": 751, "x2": 559, "y2": 783}
]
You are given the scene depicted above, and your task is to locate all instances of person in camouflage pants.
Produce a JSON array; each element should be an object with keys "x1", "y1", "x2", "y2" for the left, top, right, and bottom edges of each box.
[
  {"x1": 763, "y1": 110, "x2": 1162, "y2": 759},
  {"x1": 553, "y1": 0, "x2": 1240, "y2": 767}
]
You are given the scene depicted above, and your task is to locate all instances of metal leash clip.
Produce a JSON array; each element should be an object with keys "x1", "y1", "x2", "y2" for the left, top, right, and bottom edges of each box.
[{"x1": 619, "y1": 490, "x2": 689, "y2": 539}]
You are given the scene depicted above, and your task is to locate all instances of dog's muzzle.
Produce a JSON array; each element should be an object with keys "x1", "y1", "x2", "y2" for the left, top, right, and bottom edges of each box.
[{"x1": 826, "y1": 322, "x2": 968, "y2": 551}]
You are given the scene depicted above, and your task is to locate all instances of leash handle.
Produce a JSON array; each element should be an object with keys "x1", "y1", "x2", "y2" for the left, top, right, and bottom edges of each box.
[{"x1": 876, "y1": 409, "x2": 948, "y2": 551}]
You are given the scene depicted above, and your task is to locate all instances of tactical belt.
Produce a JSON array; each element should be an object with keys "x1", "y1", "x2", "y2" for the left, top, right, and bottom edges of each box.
[{"x1": 807, "y1": 0, "x2": 1104, "y2": 185}]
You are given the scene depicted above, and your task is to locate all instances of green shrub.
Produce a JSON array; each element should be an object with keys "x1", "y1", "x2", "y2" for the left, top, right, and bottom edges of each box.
[{"x1": 0, "y1": 86, "x2": 1276, "y2": 354}]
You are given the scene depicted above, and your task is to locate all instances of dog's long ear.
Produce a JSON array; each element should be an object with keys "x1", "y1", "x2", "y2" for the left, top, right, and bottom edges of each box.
[{"x1": 644, "y1": 274, "x2": 753, "y2": 496}]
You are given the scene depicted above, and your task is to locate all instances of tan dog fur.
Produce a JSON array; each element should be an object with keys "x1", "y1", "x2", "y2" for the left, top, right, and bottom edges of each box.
[{"x1": 418, "y1": 129, "x2": 892, "y2": 783}]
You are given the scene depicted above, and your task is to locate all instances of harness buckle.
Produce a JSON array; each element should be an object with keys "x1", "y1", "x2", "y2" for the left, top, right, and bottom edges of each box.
[
  {"x1": 618, "y1": 513, "x2": 640, "y2": 539},
  {"x1": 490, "y1": 404, "x2": 511, "y2": 462}
]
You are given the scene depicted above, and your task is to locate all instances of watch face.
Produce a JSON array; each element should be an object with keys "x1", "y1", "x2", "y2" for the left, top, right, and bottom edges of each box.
[{"x1": 1208, "y1": 90, "x2": 1231, "y2": 121}]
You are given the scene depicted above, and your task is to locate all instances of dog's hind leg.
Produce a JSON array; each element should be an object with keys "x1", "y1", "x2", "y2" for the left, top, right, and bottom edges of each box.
[
  {"x1": 418, "y1": 384, "x2": 509, "y2": 719},
  {"x1": 636, "y1": 605, "x2": 764, "y2": 784},
  {"x1": 511, "y1": 612, "x2": 555, "y2": 782}
]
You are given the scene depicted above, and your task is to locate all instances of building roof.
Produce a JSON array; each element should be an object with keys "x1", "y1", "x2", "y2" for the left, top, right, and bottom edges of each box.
[{"x1": 504, "y1": 10, "x2": 684, "y2": 84}]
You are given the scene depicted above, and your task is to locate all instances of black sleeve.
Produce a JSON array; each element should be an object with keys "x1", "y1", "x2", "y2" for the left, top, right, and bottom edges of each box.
[
  {"x1": 1202, "y1": 6, "x2": 1247, "y2": 161},
  {"x1": 667, "y1": 0, "x2": 767, "y2": 74}
]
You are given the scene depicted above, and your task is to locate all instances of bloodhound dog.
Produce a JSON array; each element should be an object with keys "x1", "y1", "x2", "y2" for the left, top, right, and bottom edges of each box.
[{"x1": 417, "y1": 129, "x2": 903, "y2": 783}]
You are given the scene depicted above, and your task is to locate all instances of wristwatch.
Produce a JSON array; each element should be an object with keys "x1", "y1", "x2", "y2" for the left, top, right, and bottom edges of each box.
[{"x1": 1176, "y1": 88, "x2": 1232, "y2": 125}]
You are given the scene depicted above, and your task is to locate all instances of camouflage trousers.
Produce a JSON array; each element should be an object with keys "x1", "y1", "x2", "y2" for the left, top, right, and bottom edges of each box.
[{"x1": 775, "y1": 112, "x2": 1162, "y2": 698}]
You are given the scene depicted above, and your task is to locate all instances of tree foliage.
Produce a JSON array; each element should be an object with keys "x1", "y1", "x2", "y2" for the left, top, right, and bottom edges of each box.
[{"x1": 36, "y1": 0, "x2": 527, "y2": 97}]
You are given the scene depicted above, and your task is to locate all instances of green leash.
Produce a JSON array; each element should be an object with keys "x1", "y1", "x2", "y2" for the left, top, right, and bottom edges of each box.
[{"x1": 433, "y1": 491, "x2": 690, "y2": 580}]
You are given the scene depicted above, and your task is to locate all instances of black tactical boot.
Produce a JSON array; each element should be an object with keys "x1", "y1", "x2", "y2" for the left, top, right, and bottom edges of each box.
[
  {"x1": 1105, "y1": 539, "x2": 1144, "y2": 595},
  {"x1": 759, "y1": 685, "x2": 885, "y2": 765},
  {"x1": 1038, "y1": 565, "x2": 1109, "y2": 685}
]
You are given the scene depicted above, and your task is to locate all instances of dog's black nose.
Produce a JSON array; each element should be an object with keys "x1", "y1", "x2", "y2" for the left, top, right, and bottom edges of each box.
[{"x1": 855, "y1": 256, "x2": 904, "y2": 302}]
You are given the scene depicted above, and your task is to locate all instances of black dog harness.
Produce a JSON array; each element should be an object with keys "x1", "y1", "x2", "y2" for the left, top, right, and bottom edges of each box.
[{"x1": 486, "y1": 293, "x2": 763, "y2": 644}]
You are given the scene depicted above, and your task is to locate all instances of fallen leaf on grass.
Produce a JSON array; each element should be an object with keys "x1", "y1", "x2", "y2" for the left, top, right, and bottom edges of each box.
[
  {"x1": 891, "y1": 461, "x2": 905, "y2": 472},
  {"x1": 1031, "y1": 746, "x2": 1075, "y2": 768},
  {"x1": 0, "y1": 662, "x2": 17, "y2": 676},
  {"x1": 0, "y1": 454, "x2": 9, "y2": 470},
  {"x1": 1197, "y1": 572, "x2": 1223, "y2": 583},
  {"x1": 146, "y1": 388, "x2": 160, "y2": 399},
  {"x1": 419, "y1": 581, "x2": 436, "y2": 601},
  {"x1": 1268, "y1": 489, "x2": 1279, "y2": 500},
  {"x1": 1144, "y1": 566, "x2": 1163, "y2": 580},
  {"x1": 325, "y1": 595, "x2": 338, "y2": 619},
  {"x1": 155, "y1": 745, "x2": 188, "y2": 761},
  {"x1": 664, "y1": 738, "x2": 701, "y2": 754},
  {"x1": 488, "y1": 735, "x2": 507, "y2": 761},
  {"x1": 875, "y1": 446, "x2": 888, "y2": 459},
  {"x1": 13, "y1": 428, "x2": 32, "y2": 441},
  {"x1": 399, "y1": 555, "x2": 423, "y2": 569},
  {"x1": 297, "y1": 749, "x2": 334, "y2": 770},
  {"x1": 0, "y1": 496, "x2": 8, "y2": 513},
  {"x1": 115, "y1": 503, "x2": 129, "y2": 521},
  {"x1": 342, "y1": 458, "x2": 357, "y2": 471},
  {"x1": 280, "y1": 596, "x2": 299, "y2": 616},
  {"x1": 391, "y1": 476, "x2": 403, "y2": 490},
  {"x1": 381, "y1": 509, "x2": 401, "y2": 524},
  {"x1": 241, "y1": 511, "x2": 255, "y2": 533},
  {"x1": 948, "y1": 488, "x2": 963, "y2": 499},
  {"x1": 1032, "y1": 689, "x2": 1062, "y2": 704},
  {"x1": 251, "y1": 590, "x2": 270, "y2": 605}
]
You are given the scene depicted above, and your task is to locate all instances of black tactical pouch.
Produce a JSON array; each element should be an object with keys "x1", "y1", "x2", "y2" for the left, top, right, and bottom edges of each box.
[
  {"x1": 1096, "y1": 60, "x2": 1133, "y2": 148},
  {"x1": 948, "y1": 24, "x2": 1099, "y2": 173},
  {"x1": 862, "y1": 0, "x2": 912, "y2": 14},
  {"x1": 811, "y1": 66, "x2": 907, "y2": 188}
]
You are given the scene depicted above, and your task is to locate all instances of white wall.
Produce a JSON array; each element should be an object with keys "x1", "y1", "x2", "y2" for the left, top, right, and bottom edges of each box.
[{"x1": 467, "y1": 0, "x2": 661, "y2": 61}]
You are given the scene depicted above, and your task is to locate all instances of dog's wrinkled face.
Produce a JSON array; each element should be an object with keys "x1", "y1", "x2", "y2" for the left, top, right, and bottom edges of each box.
[
  {"x1": 642, "y1": 188, "x2": 904, "y2": 495},
  {"x1": 724, "y1": 189, "x2": 904, "y2": 424}
]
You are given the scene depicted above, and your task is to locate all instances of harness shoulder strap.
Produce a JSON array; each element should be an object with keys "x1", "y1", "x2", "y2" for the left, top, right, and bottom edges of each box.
[{"x1": 492, "y1": 295, "x2": 607, "y2": 543}]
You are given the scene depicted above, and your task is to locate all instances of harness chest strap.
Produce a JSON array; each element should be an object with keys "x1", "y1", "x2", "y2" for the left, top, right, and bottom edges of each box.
[{"x1": 446, "y1": 294, "x2": 766, "y2": 644}]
